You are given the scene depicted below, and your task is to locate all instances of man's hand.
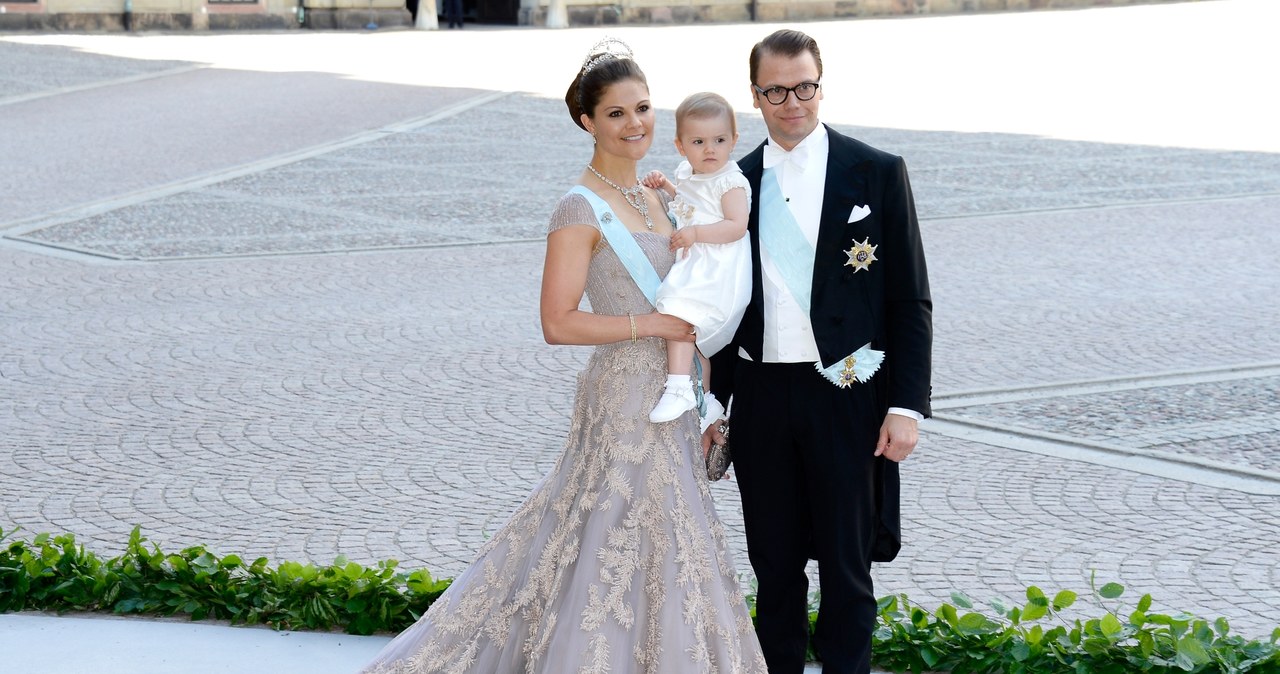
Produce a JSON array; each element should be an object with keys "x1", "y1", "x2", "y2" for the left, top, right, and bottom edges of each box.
[
  {"x1": 874, "y1": 414, "x2": 918, "y2": 462},
  {"x1": 701, "y1": 422, "x2": 727, "y2": 461}
]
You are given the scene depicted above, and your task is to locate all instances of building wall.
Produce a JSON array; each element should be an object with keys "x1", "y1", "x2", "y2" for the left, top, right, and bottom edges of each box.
[
  {"x1": 0, "y1": 0, "x2": 409, "y2": 29},
  {"x1": 0, "y1": 0, "x2": 1184, "y2": 30},
  {"x1": 521, "y1": 0, "x2": 1185, "y2": 26}
]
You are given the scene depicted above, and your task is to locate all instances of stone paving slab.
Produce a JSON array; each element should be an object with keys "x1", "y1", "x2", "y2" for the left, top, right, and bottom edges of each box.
[
  {"x1": 882, "y1": 435, "x2": 1280, "y2": 633},
  {"x1": 13, "y1": 92, "x2": 1280, "y2": 260},
  {"x1": 0, "y1": 51, "x2": 491, "y2": 225},
  {"x1": 945, "y1": 376, "x2": 1280, "y2": 474},
  {"x1": 1151, "y1": 432, "x2": 1280, "y2": 475},
  {"x1": 0, "y1": 40, "x2": 191, "y2": 100}
]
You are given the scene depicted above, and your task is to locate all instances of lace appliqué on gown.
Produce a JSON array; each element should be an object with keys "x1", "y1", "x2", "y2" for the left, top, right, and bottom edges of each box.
[{"x1": 360, "y1": 191, "x2": 766, "y2": 674}]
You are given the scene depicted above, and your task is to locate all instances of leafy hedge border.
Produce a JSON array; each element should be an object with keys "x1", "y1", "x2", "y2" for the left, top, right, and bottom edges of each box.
[{"x1": 3, "y1": 527, "x2": 1278, "y2": 673}]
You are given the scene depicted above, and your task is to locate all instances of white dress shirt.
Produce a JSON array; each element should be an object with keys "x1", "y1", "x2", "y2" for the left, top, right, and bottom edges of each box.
[
  {"x1": 760, "y1": 124, "x2": 828, "y2": 364},
  {"x1": 756, "y1": 124, "x2": 922, "y2": 422}
]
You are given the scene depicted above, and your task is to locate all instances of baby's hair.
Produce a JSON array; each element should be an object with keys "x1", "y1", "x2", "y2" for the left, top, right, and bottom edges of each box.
[{"x1": 675, "y1": 92, "x2": 737, "y2": 137}]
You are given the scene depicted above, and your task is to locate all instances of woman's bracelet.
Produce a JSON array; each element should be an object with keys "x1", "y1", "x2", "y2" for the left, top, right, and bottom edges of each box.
[{"x1": 628, "y1": 313, "x2": 637, "y2": 344}]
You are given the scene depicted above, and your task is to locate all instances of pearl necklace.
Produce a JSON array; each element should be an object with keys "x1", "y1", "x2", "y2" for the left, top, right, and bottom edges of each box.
[{"x1": 586, "y1": 164, "x2": 653, "y2": 230}]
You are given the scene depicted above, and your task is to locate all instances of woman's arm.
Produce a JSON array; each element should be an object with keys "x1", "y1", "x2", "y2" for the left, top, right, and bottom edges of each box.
[
  {"x1": 669, "y1": 186, "x2": 749, "y2": 251},
  {"x1": 540, "y1": 224, "x2": 696, "y2": 345}
]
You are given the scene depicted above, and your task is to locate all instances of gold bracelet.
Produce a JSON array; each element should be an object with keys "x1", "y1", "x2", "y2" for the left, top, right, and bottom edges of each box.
[{"x1": 628, "y1": 313, "x2": 637, "y2": 344}]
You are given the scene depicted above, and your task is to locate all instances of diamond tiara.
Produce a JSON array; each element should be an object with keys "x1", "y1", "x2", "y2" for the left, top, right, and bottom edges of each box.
[{"x1": 581, "y1": 37, "x2": 634, "y2": 74}]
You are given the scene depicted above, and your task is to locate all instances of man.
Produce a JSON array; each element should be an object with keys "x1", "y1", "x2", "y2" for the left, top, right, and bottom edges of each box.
[
  {"x1": 444, "y1": 0, "x2": 463, "y2": 28},
  {"x1": 706, "y1": 29, "x2": 933, "y2": 674}
]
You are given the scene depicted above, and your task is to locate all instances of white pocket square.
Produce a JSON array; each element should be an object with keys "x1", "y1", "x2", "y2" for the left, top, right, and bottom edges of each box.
[
  {"x1": 738, "y1": 346, "x2": 753, "y2": 361},
  {"x1": 848, "y1": 205, "x2": 871, "y2": 223}
]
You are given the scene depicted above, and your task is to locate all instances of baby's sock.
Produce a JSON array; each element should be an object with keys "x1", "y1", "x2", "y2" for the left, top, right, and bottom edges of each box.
[{"x1": 665, "y1": 374, "x2": 691, "y2": 389}]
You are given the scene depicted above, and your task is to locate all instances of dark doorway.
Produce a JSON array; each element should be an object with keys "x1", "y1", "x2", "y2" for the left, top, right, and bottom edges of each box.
[
  {"x1": 476, "y1": 0, "x2": 517, "y2": 23},
  {"x1": 405, "y1": 0, "x2": 514, "y2": 24}
]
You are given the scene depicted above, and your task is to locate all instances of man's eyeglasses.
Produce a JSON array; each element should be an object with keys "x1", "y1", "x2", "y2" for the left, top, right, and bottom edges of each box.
[{"x1": 753, "y1": 82, "x2": 820, "y2": 106}]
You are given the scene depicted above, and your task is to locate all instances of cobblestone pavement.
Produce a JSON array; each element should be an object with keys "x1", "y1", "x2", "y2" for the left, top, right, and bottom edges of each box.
[
  {"x1": 0, "y1": 40, "x2": 190, "y2": 99},
  {"x1": 944, "y1": 375, "x2": 1280, "y2": 474},
  {"x1": 4, "y1": 0, "x2": 1280, "y2": 643}
]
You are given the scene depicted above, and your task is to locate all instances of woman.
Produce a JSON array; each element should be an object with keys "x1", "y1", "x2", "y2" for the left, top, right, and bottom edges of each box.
[{"x1": 360, "y1": 39, "x2": 766, "y2": 673}]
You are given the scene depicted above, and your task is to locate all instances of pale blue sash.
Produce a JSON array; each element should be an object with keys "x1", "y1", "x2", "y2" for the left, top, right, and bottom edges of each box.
[
  {"x1": 570, "y1": 186, "x2": 707, "y2": 414},
  {"x1": 756, "y1": 170, "x2": 884, "y2": 387},
  {"x1": 570, "y1": 185, "x2": 660, "y2": 306},
  {"x1": 757, "y1": 168, "x2": 815, "y2": 311}
]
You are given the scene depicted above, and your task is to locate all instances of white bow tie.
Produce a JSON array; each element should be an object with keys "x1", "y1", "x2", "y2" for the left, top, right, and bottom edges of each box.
[{"x1": 762, "y1": 141, "x2": 809, "y2": 171}]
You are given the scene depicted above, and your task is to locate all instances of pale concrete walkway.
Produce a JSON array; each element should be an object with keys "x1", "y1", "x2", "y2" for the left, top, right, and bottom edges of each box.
[
  {"x1": 0, "y1": 615, "x2": 830, "y2": 672},
  {"x1": 0, "y1": 613, "x2": 387, "y2": 674}
]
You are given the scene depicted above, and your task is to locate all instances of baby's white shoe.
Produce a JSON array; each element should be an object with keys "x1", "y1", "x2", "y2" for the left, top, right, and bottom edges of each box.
[{"x1": 650, "y1": 377, "x2": 697, "y2": 423}]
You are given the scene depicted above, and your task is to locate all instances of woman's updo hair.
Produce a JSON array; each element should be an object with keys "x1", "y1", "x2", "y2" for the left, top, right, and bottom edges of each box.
[{"x1": 565, "y1": 38, "x2": 648, "y2": 132}]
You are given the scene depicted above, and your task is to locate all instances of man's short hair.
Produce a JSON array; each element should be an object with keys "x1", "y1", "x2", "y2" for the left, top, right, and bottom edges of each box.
[{"x1": 749, "y1": 29, "x2": 823, "y2": 86}]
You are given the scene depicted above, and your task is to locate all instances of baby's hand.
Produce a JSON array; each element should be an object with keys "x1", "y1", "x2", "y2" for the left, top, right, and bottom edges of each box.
[
  {"x1": 670, "y1": 226, "x2": 697, "y2": 255},
  {"x1": 641, "y1": 170, "x2": 669, "y2": 191}
]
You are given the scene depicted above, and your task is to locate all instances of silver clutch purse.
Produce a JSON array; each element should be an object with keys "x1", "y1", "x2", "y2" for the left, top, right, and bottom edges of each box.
[{"x1": 706, "y1": 424, "x2": 731, "y2": 481}]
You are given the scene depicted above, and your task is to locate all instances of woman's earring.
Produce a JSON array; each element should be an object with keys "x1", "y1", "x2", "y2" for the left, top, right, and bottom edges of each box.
[{"x1": 592, "y1": 133, "x2": 597, "y2": 145}]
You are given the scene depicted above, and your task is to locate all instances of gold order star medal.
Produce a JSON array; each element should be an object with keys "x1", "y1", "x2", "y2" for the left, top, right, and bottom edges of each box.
[
  {"x1": 837, "y1": 355, "x2": 859, "y2": 387},
  {"x1": 844, "y1": 237, "x2": 877, "y2": 273},
  {"x1": 821, "y1": 236, "x2": 884, "y2": 387}
]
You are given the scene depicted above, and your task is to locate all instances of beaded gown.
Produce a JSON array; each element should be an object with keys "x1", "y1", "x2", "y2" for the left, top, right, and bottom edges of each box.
[{"x1": 359, "y1": 190, "x2": 767, "y2": 674}]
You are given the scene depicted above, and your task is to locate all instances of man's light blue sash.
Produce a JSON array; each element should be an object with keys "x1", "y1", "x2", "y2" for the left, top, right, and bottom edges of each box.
[
  {"x1": 757, "y1": 169, "x2": 815, "y2": 311},
  {"x1": 756, "y1": 170, "x2": 884, "y2": 387},
  {"x1": 570, "y1": 185, "x2": 660, "y2": 306}
]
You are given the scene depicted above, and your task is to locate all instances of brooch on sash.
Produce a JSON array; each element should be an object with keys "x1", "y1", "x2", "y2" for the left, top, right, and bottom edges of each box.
[
  {"x1": 844, "y1": 237, "x2": 877, "y2": 273},
  {"x1": 815, "y1": 344, "x2": 885, "y2": 388}
]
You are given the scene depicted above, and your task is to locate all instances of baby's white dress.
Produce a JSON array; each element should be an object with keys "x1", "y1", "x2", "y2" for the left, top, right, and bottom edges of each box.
[{"x1": 654, "y1": 160, "x2": 753, "y2": 358}]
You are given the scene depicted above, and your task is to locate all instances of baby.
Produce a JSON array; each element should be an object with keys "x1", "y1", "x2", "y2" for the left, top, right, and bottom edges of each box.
[{"x1": 644, "y1": 92, "x2": 753, "y2": 426}]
